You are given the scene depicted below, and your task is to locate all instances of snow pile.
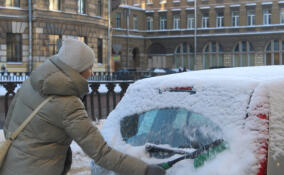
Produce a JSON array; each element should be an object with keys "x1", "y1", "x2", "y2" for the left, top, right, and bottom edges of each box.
[
  {"x1": 0, "y1": 84, "x2": 121, "y2": 96},
  {"x1": 68, "y1": 141, "x2": 91, "y2": 175},
  {"x1": 0, "y1": 84, "x2": 21, "y2": 96},
  {"x1": 0, "y1": 86, "x2": 6, "y2": 96},
  {"x1": 97, "y1": 84, "x2": 121, "y2": 93},
  {"x1": 101, "y1": 66, "x2": 284, "y2": 175},
  {"x1": 152, "y1": 68, "x2": 166, "y2": 73}
]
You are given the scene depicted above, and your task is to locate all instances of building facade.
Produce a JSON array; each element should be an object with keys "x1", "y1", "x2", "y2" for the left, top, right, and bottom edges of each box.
[
  {"x1": 0, "y1": 0, "x2": 110, "y2": 72},
  {"x1": 112, "y1": 0, "x2": 284, "y2": 71}
]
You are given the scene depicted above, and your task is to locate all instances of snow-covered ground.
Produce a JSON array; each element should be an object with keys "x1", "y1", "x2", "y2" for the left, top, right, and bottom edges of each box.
[{"x1": 0, "y1": 120, "x2": 105, "y2": 175}]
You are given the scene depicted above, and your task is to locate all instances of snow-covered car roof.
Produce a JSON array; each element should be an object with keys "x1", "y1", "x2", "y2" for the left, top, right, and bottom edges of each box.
[
  {"x1": 172, "y1": 65, "x2": 284, "y2": 81},
  {"x1": 101, "y1": 66, "x2": 284, "y2": 175}
]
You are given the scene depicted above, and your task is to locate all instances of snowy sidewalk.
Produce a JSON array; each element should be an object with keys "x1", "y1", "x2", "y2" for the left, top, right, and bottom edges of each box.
[{"x1": 68, "y1": 142, "x2": 92, "y2": 175}]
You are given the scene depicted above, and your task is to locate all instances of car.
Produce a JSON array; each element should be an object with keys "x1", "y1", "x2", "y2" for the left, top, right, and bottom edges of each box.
[
  {"x1": 141, "y1": 68, "x2": 180, "y2": 78},
  {"x1": 114, "y1": 68, "x2": 137, "y2": 80},
  {"x1": 91, "y1": 66, "x2": 284, "y2": 175}
]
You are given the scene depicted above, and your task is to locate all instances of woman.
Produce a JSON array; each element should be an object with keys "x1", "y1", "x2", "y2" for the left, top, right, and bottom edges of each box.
[{"x1": 0, "y1": 39, "x2": 165, "y2": 175}]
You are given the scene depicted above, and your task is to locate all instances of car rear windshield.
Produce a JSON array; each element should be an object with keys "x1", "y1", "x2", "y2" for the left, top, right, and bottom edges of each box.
[{"x1": 120, "y1": 108, "x2": 223, "y2": 149}]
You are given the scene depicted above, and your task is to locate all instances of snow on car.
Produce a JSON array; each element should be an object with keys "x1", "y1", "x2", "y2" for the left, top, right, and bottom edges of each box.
[{"x1": 92, "y1": 66, "x2": 284, "y2": 175}]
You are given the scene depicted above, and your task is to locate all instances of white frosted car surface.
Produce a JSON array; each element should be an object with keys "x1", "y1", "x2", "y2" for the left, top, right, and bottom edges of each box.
[{"x1": 91, "y1": 66, "x2": 284, "y2": 175}]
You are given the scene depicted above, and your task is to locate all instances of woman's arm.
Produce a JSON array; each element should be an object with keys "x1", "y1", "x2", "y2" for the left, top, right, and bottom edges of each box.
[{"x1": 61, "y1": 97, "x2": 148, "y2": 175}]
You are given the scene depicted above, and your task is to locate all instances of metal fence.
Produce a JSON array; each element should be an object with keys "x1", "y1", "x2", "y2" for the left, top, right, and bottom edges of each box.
[
  {"x1": 0, "y1": 71, "x2": 151, "y2": 82},
  {"x1": 0, "y1": 72, "x2": 138, "y2": 129}
]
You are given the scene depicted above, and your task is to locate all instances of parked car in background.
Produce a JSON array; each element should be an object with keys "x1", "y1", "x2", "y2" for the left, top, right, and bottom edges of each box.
[
  {"x1": 114, "y1": 68, "x2": 137, "y2": 80},
  {"x1": 141, "y1": 68, "x2": 180, "y2": 78},
  {"x1": 91, "y1": 66, "x2": 284, "y2": 175}
]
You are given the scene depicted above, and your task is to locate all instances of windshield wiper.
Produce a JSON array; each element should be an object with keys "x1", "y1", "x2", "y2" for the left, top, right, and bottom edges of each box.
[
  {"x1": 145, "y1": 139, "x2": 227, "y2": 170},
  {"x1": 145, "y1": 143, "x2": 194, "y2": 155}
]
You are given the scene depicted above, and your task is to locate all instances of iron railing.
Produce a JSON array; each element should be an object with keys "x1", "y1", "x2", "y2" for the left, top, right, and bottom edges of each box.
[
  {"x1": 0, "y1": 70, "x2": 177, "y2": 128},
  {"x1": 0, "y1": 71, "x2": 152, "y2": 81},
  {"x1": 0, "y1": 72, "x2": 139, "y2": 129}
]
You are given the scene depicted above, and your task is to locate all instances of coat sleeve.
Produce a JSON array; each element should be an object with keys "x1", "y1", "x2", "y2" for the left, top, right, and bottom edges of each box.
[{"x1": 61, "y1": 97, "x2": 148, "y2": 175}]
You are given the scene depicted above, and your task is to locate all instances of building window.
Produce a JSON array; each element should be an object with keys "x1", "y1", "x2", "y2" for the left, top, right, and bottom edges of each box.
[
  {"x1": 146, "y1": 0, "x2": 152, "y2": 4},
  {"x1": 203, "y1": 42, "x2": 224, "y2": 69},
  {"x1": 280, "y1": 8, "x2": 284, "y2": 24},
  {"x1": 232, "y1": 11, "x2": 240, "y2": 27},
  {"x1": 78, "y1": 36, "x2": 87, "y2": 44},
  {"x1": 97, "y1": 38, "x2": 103, "y2": 64},
  {"x1": 173, "y1": 14, "x2": 181, "y2": 29},
  {"x1": 5, "y1": 0, "x2": 20, "y2": 7},
  {"x1": 133, "y1": 15, "x2": 138, "y2": 30},
  {"x1": 263, "y1": 9, "x2": 271, "y2": 25},
  {"x1": 48, "y1": 35, "x2": 62, "y2": 56},
  {"x1": 160, "y1": 15, "x2": 167, "y2": 30},
  {"x1": 216, "y1": 11, "x2": 224, "y2": 28},
  {"x1": 7, "y1": 33, "x2": 22, "y2": 62},
  {"x1": 49, "y1": 0, "x2": 60, "y2": 10},
  {"x1": 187, "y1": 14, "x2": 195, "y2": 29},
  {"x1": 134, "y1": 0, "x2": 139, "y2": 5},
  {"x1": 174, "y1": 42, "x2": 194, "y2": 70},
  {"x1": 78, "y1": 0, "x2": 86, "y2": 14},
  {"x1": 116, "y1": 13, "x2": 121, "y2": 28},
  {"x1": 202, "y1": 13, "x2": 209, "y2": 28},
  {"x1": 265, "y1": 40, "x2": 284, "y2": 65},
  {"x1": 233, "y1": 41, "x2": 255, "y2": 67},
  {"x1": 247, "y1": 10, "x2": 255, "y2": 26},
  {"x1": 146, "y1": 16, "x2": 153, "y2": 31},
  {"x1": 96, "y1": 0, "x2": 102, "y2": 16}
]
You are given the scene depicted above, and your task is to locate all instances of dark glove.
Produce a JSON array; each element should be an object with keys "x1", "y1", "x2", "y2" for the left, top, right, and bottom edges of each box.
[{"x1": 145, "y1": 164, "x2": 166, "y2": 175}]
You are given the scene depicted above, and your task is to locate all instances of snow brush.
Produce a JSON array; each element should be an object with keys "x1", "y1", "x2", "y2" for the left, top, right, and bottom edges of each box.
[{"x1": 146, "y1": 139, "x2": 227, "y2": 170}]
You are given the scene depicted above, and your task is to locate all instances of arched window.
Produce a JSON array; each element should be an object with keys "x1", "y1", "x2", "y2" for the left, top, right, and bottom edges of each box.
[
  {"x1": 203, "y1": 42, "x2": 223, "y2": 69},
  {"x1": 174, "y1": 42, "x2": 194, "y2": 70},
  {"x1": 265, "y1": 40, "x2": 284, "y2": 65},
  {"x1": 233, "y1": 41, "x2": 255, "y2": 67}
]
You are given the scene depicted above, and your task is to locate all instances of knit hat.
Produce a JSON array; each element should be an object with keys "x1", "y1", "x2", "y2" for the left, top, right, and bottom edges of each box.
[{"x1": 57, "y1": 39, "x2": 95, "y2": 73}]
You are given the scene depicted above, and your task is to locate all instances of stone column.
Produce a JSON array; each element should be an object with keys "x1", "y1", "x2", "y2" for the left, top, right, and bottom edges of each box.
[
  {"x1": 224, "y1": 5, "x2": 230, "y2": 26},
  {"x1": 255, "y1": 2, "x2": 262, "y2": 25},
  {"x1": 272, "y1": 1, "x2": 279, "y2": 24},
  {"x1": 194, "y1": 54, "x2": 203, "y2": 70},
  {"x1": 209, "y1": 6, "x2": 216, "y2": 27}
]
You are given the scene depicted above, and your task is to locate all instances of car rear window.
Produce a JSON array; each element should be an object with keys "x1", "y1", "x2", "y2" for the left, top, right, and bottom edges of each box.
[{"x1": 120, "y1": 108, "x2": 223, "y2": 149}]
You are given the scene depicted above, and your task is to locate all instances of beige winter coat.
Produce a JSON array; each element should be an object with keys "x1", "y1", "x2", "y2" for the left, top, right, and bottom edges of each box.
[{"x1": 0, "y1": 56, "x2": 148, "y2": 175}]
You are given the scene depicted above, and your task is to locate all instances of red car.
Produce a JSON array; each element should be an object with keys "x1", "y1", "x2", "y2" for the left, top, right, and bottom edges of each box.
[{"x1": 92, "y1": 66, "x2": 284, "y2": 175}]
